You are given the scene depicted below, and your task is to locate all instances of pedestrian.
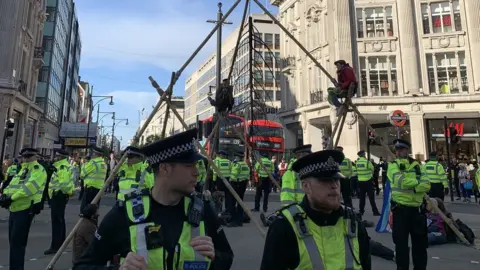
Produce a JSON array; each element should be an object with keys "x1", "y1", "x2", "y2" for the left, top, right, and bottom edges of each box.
[
  {"x1": 80, "y1": 147, "x2": 107, "y2": 213},
  {"x1": 72, "y1": 128, "x2": 234, "y2": 269},
  {"x1": 423, "y1": 151, "x2": 448, "y2": 201},
  {"x1": 388, "y1": 139, "x2": 431, "y2": 270},
  {"x1": 227, "y1": 152, "x2": 250, "y2": 227},
  {"x1": 356, "y1": 150, "x2": 380, "y2": 216},
  {"x1": 336, "y1": 146, "x2": 353, "y2": 207},
  {"x1": 252, "y1": 152, "x2": 274, "y2": 212},
  {"x1": 371, "y1": 159, "x2": 380, "y2": 195},
  {"x1": 260, "y1": 149, "x2": 371, "y2": 270},
  {"x1": 213, "y1": 150, "x2": 232, "y2": 213},
  {"x1": 458, "y1": 163, "x2": 472, "y2": 202},
  {"x1": 379, "y1": 157, "x2": 388, "y2": 192},
  {"x1": 44, "y1": 149, "x2": 75, "y2": 255},
  {"x1": 0, "y1": 148, "x2": 47, "y2": 270},
  {"x1": 72, "y1": 204, "x2": 99, "y2": 265}
]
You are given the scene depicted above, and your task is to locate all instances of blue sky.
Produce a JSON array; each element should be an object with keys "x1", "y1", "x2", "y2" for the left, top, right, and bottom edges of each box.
[{"x1": 75, "y1": 0, "x2": 278, "y2": 148}]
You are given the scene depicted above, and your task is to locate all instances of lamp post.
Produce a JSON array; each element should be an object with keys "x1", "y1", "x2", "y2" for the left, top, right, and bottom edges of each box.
[
  {"x1": 112, "y1": 116, "x2": 129, "y2": 153},
  {"x1": 85, "y1": 89, "x2": 114, "y2": 153}
]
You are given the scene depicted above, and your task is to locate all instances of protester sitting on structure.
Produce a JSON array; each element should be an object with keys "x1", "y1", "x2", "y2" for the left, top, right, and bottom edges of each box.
[
  {"x1": 327, "y1": 60, "x2": 358, "y2": 113},
  {"x1": 426, "y1": 198, "x2": 448, "y2": 246}
]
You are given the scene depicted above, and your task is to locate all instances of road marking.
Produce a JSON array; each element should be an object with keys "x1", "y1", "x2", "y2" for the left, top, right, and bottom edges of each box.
[
  {"x1": 29, "y1": 258, "x2": 37, "y2": 261},
  {"x1": 432, "y1": 257, "x2": 440, "y2": 259},
  {"x1": 472, "y1": 261, "x2": 479, "y2": 264}
]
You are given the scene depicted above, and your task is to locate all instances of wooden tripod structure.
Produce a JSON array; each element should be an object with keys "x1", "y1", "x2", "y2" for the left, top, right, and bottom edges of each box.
[{"x1": 45, "y1": 0, "x2": 476, "y2": 268}]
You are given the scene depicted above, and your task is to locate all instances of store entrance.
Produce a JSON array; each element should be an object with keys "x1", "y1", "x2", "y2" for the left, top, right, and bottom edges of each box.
[{"x1": 430, "y1": 139, "x2": 477, "y2": 161}]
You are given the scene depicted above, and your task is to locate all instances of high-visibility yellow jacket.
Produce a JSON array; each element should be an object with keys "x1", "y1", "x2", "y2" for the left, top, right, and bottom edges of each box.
[
  {"x1": 81, "y1": 157, "x2": 107, "y2": 190},
  {"x1": 231, "y1": 161, "x2": 250, "y2": 182},
  {"x1": 340, "y1": 158, "x2": 353, "y2": 178},
  {"x1": 4, "y1": 161, "x2": 47, "y2": 212},
  {"x1": 255, "y1": 157, "x2": 274, "y2": 178},
  {"x1": 422, "y1": 160, "x2": 448, "y2": 188},
  {"x1": 355, "y1": 157, "x2": 373, "y2": 181},
  {"x1": 48, "y1": 158, "x2": 74, "y2": 198}
]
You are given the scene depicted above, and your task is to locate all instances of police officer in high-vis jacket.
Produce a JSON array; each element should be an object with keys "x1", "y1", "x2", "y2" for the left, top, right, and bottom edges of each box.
[
  {"x1": 213, "y1": 150, "x2": 232, "y2": 212},
  {"x1": 227, "y1": 152, "x2": 250, "y2": 227},
  {"x1": 45, "y1": 149, "x2": 74, "y2": 255},
  {"x1": 195, "y1": 157, "x2": 207, "y2": 192},
  {"x1": 116, "y1": 147, "x2": 152, "y2": 201},
  {"x1": 280, "y1": 145, "x2": 312, "y2": 206},
  {"x1": 423, "y1": 151, "x2": 448, "y2": 201},
  {"x1": 80, "y1": 147, "x2": 107, "y2": 212},
  {"x1": 73, "y1": 128, "x2": 234, "y2": 270},
  {"x1": 253, "y1": 152, "x2": 274, "y2": 212},
  {"x1": 387, "y1": 139, "x2": 431, "y2": 270},
  {"x1": 336, "y1": 146, "x2": 353, "y2": 207},
  {"x1": 260, "y1": 150, "x2": 371, "y2": 270},
  {"x1": 0, "y1": 148, "x2": 47, "y2": 270},
  {"x1": 356, "y1": 150, "x2": 380, "y2": 216}
]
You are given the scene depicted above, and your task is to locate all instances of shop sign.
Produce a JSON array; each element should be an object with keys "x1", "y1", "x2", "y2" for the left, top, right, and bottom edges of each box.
[
  {"x1": 389, "y1": 110, "x2": 408, "y2": 127},
  {"x1": 64, "y1": 138, "x2": 87, "y2": 146},
  {"x1": 445, "y1": 122, "x2": 464, "y2": 136}
]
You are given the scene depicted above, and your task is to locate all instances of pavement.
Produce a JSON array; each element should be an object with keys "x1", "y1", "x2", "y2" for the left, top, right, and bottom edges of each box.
[{"x1": 0, "y1": 192, "x2": 479, "y2": 269}]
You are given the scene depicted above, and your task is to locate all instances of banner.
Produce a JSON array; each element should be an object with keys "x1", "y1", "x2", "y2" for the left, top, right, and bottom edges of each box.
[{"x1": 375, "y1": 181, "x2": 392, "y2": 233}]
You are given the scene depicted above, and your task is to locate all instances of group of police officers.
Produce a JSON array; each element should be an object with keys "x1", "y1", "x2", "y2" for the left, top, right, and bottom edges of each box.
[{"x1": 0, "y1": 126, "x2": 459, "y2": 269}]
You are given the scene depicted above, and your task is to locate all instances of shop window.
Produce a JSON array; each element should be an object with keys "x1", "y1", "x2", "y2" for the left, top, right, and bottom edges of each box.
[
  {"x1": 426, "y1": 51, "x2": 468, "y2": 95},
  {"x1": 421, "y1": 1, "x2": 461, "y2": 34},
  {"x1": 360, "y1": 56, "x2": 397, "y2": 97},
  {"x1": 356, "y1": 6, "x2": 394, "y2": 38}
]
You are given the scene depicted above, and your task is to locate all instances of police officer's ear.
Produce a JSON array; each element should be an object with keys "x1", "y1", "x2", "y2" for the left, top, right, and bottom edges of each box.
[
  {"x1": 300, "y1": 179, "x2": 312, "y2": 195},
  {"x1": 159, "y1": 163, "x2": 174, "y2": 175}
]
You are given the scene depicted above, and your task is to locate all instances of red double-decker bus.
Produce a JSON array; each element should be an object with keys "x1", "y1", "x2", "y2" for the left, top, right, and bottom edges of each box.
[
  {"x1": 245, "y1": 120, "x2": 285, "y2": 156},
  {"x1": 198, "y1": 114, "x2": 245, "y2": 159}
]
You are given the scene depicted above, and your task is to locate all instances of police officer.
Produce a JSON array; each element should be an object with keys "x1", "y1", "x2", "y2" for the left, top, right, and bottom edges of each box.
[
  {"x1": 195, "y1": 157, "x2": 207, "y2": 192},
  {"x1": 45, "y1": 149, "x2": 74, "y2": 255},
  {"x1": 227, "y1": 152, "x2": 250, "y2": 227},
  {"x1": 387, "y1": 139, "x2": 431, "y2": 270},
  {"x1": 260, "y1": 150, "x2": 371, "y2": 269},
  {"x1": 253, "y1": 152, "x2": 274, "y2": 212},
  {"x1": 0, "y1": 148, "x2": 47, "y2": 270},
  {"x1": 80, "y1": 146, "x2": 107, "y2": 212},
  {"x1": 336, "y1": 146, "x2": 353, "y2": 207},
  {"x1": 116, "y1": 146, "x2": 152, "y2": 201},
  {"x1": 423, "y1": 151, "x2": 448, "y2": 201},
  {"x1": 280, "y1": 145, "x2": 312, "y2": 206},
  {"x1": 213, "y1": 150, "x2": 232, "y2": 212},
  {"x1": 356, "y1": 150, "x2": 380, "y2": 216},
  {"x1": 73, "y1": 129, "x2": 234, "y2": 269}
]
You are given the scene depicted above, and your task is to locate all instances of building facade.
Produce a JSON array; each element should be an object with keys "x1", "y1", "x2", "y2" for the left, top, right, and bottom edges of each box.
[
  {"x1": 273, "y1": 0, "x2": 480, "y2": 161},
  {"x1": 0, "y1": 0, "x2": 46, "y2": 160},
  {"x1": 184, "y1": 14, "x2": 282, "y2": 126},
  {"x1": 36, "y1": 0, "x2": 81, "y2": 155},
  {"x1": 138, "y1": 97, "x2": 185, "y2": 146}
]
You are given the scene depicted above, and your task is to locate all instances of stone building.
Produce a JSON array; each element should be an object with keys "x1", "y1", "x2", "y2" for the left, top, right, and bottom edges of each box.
[
  {"x1": 272, "y1": 0, "x2": 480, "y2": 161},
  {"x1": 0, "y1": 0, "x2": 46, "y2": 159}
]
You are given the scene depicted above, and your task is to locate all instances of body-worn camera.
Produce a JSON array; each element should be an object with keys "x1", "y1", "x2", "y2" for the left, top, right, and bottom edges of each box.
[{"x1": 145, "y1": 225, "x2": 163, "y2": 250}]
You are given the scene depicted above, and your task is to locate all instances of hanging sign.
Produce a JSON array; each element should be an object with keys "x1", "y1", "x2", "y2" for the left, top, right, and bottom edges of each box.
[{"x1": 389, "y1": 110, "x2": 408, "y2": 127}]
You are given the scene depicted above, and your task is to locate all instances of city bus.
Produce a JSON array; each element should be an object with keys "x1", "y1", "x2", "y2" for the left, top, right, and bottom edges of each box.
[
  {"x1": 198, "y1": 114, "x2": 245, "y2": 159},
  {"x1": 244, "y1": 120, "x2": 285, "y2": 156}
]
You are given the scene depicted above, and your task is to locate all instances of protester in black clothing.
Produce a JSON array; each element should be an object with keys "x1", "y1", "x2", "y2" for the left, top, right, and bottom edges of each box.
[
  {"x1": 260, "y1": 150, "x2": 371, "y2": 270},
  {"x1": 451, "y1": 158, "x2": 461, "y2": 199},
  {"x1": 73, "y1": 129, "x2": 233, "y2": 270},
  {"x1": 371, "y1": 159, "x2": 380, "y2": 195},
  {"x1": 379, "y1": 157, "x2": 388, "y2": 192}
]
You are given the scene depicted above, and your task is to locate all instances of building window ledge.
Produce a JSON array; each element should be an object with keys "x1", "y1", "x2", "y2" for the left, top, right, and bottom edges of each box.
[
  {"x1": 357, "y1": 36, "x2": 398, "y2": 42},
  {"x1": 422, "y1": 31, "x2": 466, "y2": 38}
]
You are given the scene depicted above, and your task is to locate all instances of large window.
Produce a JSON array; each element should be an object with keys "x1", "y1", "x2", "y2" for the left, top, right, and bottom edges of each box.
[
  {"x1": 264, "y1": 34, "x2": 273, "y2": 48},
  {"x1": 356, "y1": 7, "x2": 394, "y2": 38},
  {"x1": 360, "y1": 56, "x2": 397, "y2": 96},
  {"x1": 426, "y1": 52, "x2": 468, "y2": 95},
  {"x1": 275, "y1": 34, "x2": 280, "y2": 49},
  {"x1": 421, "y1": 1, "x2": 462, "y2": 34}
]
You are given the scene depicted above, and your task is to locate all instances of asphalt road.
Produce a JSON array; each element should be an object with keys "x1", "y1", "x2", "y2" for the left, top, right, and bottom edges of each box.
[{"x1": 0, "y1": 192, "x2": 479, "y2": 269}]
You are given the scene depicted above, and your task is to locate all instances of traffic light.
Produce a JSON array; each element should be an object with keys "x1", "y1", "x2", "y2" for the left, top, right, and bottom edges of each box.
[{"x1": 5, "y1": 119, "x2": 14, "y2": 138}]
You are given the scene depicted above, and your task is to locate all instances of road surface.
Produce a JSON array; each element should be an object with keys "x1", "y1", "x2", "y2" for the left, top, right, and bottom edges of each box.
[{"x1": 0, "y1": 193, "x2": 479, "y2": 269}]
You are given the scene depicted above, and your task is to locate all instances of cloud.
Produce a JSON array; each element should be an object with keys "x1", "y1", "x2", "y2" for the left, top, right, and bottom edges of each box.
[
  {"x1": 77, "y1": 0, "x2": 236, "y2": 72},
  {"x1": 105, "y1": 90, "x2": 159, "y2": 112}
]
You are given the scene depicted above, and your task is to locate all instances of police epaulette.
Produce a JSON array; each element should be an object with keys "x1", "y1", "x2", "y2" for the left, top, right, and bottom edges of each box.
[
  {"x1": 146, "y1": 167, "x2": 152, "y2": 173},
  {"x1": 341, "y1": 205, "x2": 358, "y2": 221},
  {"x1": 275, "y1": 203, "x2": 300, "y2": 216}
]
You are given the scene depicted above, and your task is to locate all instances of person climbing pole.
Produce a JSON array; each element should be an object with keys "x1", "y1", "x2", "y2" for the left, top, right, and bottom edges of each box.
[{"x1": 328, "y1": 60, "x2": 358, "y2": 115}]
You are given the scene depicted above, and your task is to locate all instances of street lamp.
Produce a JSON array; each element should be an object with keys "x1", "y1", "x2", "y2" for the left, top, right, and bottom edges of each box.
[
  {"x1": 85, "y1": 87, "x2": 114, "y2": 153},
  {"x1": 111, "y1": 116, "x2": 129, "y2": 152}
]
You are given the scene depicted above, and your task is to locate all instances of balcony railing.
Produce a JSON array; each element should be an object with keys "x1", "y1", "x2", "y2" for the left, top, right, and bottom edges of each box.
[
  {"x1": 33, "y1": 47, "x2": 44, "y2": 69},
  {"x1": 310, "y1": 89, "x2": 324, "y2": 105}
]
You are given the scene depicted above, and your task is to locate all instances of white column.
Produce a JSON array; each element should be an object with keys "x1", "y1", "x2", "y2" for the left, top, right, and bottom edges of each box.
[
  {"x1": 409, "y1": 113, "x2": 427, "y2": 160},
  {"x1": 397, "y1": 0, "x2": 421, "y2": 95},
  {"x1": 464, "y1": 0, "x2": 480, "y2": 92}
]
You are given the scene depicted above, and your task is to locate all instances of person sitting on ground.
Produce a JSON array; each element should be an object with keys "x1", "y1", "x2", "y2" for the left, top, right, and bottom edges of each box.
[
  {"x1": 426, "y1": 198, "x2": 448, "y2": 246},
  {"x1": 72, "y1": 204, "x2": 99, "y2": 265},
  {"x1": 327, "y1": 60, "x2": 358, "y2": 113}
]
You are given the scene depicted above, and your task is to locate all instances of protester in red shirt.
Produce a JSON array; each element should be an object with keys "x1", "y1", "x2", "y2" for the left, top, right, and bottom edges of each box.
[
  {"x1": 328, "y1": 60, "x2": 359, "y2": 115},
  {"x1": 279, "y1": 158, "x2": 288, "y2": 177}
]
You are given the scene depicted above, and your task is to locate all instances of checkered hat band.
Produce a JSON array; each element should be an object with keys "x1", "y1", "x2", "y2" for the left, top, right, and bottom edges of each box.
[
  {"x1": 298, "y1": 162, "x2": 340, "y2": 178},
  {"x1": 147, "y1": 142, "x2": 196, "y2": 164}
]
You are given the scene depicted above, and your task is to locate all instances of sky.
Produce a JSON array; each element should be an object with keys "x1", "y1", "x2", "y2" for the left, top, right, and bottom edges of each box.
[{"x1": 75, "y1": 0, "x2": 278, "y2": 148}]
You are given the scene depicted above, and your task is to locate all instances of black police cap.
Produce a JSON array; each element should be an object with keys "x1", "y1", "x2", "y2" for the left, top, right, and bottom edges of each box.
[
  {"x1": 393, "y1": 139, "x2": 411, "y2": 149},
  {"x1": 19, "y1": 148, "x2": 38, "y2": 157},
  {"x1": 140, "y1": 128, "x2": 203, "y2": 166},
  {"x1": 357, "y1": 150, "x2": 365, "y2": 156},
  {"x1": 123, "y1": 146, "x2": 143, "y2": 157},
  {"x1": 292, "y1": 144, "x2": 312, "y2": 154},
  {"x1": 292, "y1": 150, "x2": 345, "y2": 180}
]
